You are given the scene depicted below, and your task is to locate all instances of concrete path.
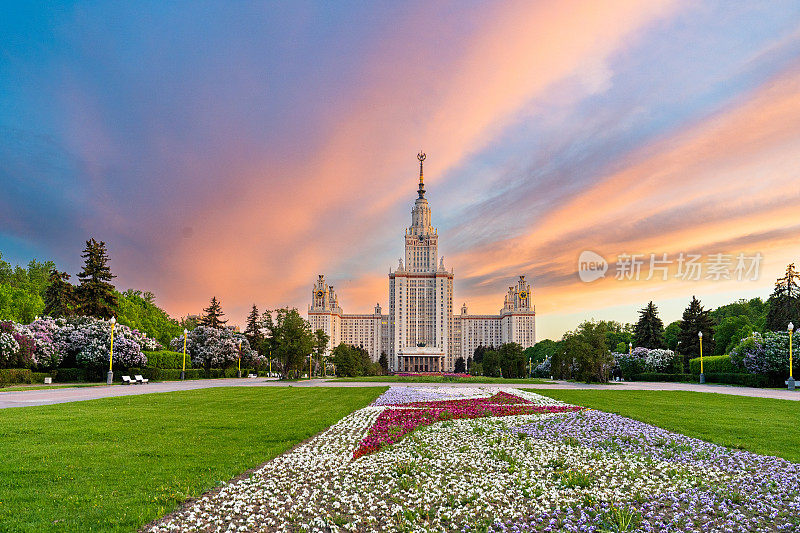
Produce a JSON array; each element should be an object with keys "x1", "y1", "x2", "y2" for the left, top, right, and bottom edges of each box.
[{"x1": 0, "y1": 378, "x2": 797, "y2": 409}]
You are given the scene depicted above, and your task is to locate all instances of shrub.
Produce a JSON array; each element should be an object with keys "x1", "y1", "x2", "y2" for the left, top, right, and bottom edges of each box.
[
  {"x1": 31, "y1": 372, "x2": 52, "y2": 383},
  {"x1": 729, "y1": 331, "x2": 799, "y2": 378},
  {"x1": 169, "y1": 327, "x2": 253, "y2": 371},
  {"x1": 704, "y1": 372, "x2": 771, "y2": 388},
  {"x1": 688, "y1": 355, "x2": 738, "y2": 374},
  {"x1": 614, "y1": 347, "x2": 681, "y2": 378},
  {"x1": 0, "y1": 368, "x2": 33, "y2": 386},
  {"x1": 143, "y1": 350, "x2": 191, "y2": 369},
  {"x1": 629, "y1": 373, "x2": 694, "y2": 383},
  {"x1": 54, "y1": 367, "x2": 88, "y2": 382}
]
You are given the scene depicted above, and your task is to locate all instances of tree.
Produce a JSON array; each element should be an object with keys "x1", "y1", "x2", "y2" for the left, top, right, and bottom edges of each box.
[
  {"x1": 264, "y1": 308, "x2": 314, "y2": 379},
  {"x1": 378, "y1": 352, "x2": 388, "y2": 374},
  {"x1": 200, "y1": 296, "x2": 227, "y2": 329},
  {"x1": 664, "y1": 321, "x2": 681, "y2": 351},
  {"x1": 498, "y1": 342, "x2": 526, "y2": 378},
  {"x1": 713, "y1": 315, "x2": 754, "y2": 355},
  {"x1": 75, "y1": 238, "x2": 118, "y2": 319},
  {"x1": 525, "y1": 339, "x2": 561, "y2": 369},
  {"x1": 313, "y1": 329, "x2": 330, "y2": 375},
  {"x1": 481, "y1": 349, "x2": 500, "y2": 377},
  {"x1": 766, "y1": 264, "x2": 800, "y2": 332},
  {"x1": 116, "y1": 289, "x2": 181, "y2": 346},
  {"x1": 602, "y1": 321, "x2": 634, "y2": 352},
  {"x1": 677, "y1": 296, "x2": 716, "y2": 365},
  {"x1": 633, "y1": 301, "x2": 665, "y2": 349},
  {"x1": 454, "y1": 356, "x2": 466, "y2": 373},
  {"x1": 472, "y1": 345, "x2": 490, "y2": 364},
  {"x1": 244, "y1": 304, "x2": 263, "y2": 349},
  {"x1": 561, "y1": 321, "x2": 613, "y2": 383},
  {"x1": 331, "y1": 343, "x2": 379, "y2": 377}
]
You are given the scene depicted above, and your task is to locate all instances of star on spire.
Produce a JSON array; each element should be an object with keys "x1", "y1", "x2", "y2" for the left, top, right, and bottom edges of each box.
[{"x1": 417, "y1": 151, "x2": 426, "y2": 199}]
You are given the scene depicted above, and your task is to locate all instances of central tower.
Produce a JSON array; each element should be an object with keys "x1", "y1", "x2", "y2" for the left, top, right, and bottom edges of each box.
[{"x1": 388, "y1": 153, "x2": 455, "y2": 372}]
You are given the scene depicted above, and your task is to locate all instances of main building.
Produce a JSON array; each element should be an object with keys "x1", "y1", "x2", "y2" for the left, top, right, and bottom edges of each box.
[{"x1": 308, "y1": 153, "x2": 535, "y2": 373}]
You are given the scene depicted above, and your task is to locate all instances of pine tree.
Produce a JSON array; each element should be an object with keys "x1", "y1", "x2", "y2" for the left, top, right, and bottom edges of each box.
[
  {"x1": 75, "y1": 238, "x2": 118, "y2": 319},
  {"x1": 43, "y1": 269, "x2": 76, "y2": 317},
  {"x1": 633, "y1": 301, "x2": 665, "y2": 349},
  {"x1": 200, "y1": 296, "x2": 227, "y2": 328},
  {"x1": 766, "y1": 263, "x2": 800, "y2": 331},
  {"x1": 244, "y1": 304, "x2": 262, "y2": 348},
  {"x1": 454, "y1": 356, "x2": 466, "y2": 373},
  {"x1": 378, "y1": 352, "x2": 388, "y2": 374},
  {"x1": 677, "y1": 296, "x2": 716, "y2": 365}
]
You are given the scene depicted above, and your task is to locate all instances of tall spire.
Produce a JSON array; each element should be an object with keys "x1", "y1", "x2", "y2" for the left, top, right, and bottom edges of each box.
[{"x1": 417, "y1": 151, "x2": 426, "y2": 199}]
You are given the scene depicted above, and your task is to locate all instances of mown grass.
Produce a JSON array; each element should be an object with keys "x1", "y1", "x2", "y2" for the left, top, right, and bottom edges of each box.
[
  {"x1": 530, "y1": 389, "x2": 800, "y2": 463},
  {"x1": 329, "y1": 376, "x2": 554, "y2": 384},
  {"x1": 0, "y1": 386, "x2": 385, "y2": 532}
]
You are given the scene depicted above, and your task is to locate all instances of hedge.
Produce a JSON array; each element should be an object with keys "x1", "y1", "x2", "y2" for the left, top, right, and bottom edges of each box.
[
  {"x1": 629, "y1": 373, "x2": 694, "y2": 383},
  {"x1": 630, "y1": 371, "x2": 772, "y2": 388},
  {"x1": 689, "y1": 355, "x2": 738, "y2": 374},
  {"x1": 143, "y1": 350, "x2": 192, "y2": 369},
  {"x1": 704, "y1": 372, "x2": 771, "y2": 388},
  {"x1": 125, "y1": 367, "x2": 266, "y2": 382},
  {"x1": 0, "y1": 369, "x2": 33, "y2": 386}
]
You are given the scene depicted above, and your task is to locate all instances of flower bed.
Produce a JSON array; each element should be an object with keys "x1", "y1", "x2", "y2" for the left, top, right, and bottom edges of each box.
[
  {"x1": 355, "y1": 392, "x2": 581, "y2": 458},
  {"x1": 146, "y1": 387, "x2": 799, "y2": 533}
]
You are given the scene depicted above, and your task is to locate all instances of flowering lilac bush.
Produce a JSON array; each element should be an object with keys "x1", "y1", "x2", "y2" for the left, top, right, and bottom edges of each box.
[
  {"x1": 730, "y1": 331, "x2": 798, "y2": 377},
  {"x1": 615, "y1": 346, "x2": 680, "y2": 377},
  {"x1": 0, "y1": 327, "x2": 20, "y2": 367},
  {"x1": 169, "y1": 326, "x2": 254, "y2": 370},
  {"x1": 70, "y1": 320, "x2": 147, "y2": 369}
]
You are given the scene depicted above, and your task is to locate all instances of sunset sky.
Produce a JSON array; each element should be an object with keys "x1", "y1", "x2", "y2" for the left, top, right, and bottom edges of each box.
[{"x1": 2, "y1": 1, "x2": 800, "y2": 339}]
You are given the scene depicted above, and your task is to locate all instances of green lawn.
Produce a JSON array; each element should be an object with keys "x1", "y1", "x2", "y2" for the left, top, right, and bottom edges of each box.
[
  {"x1": 0, "y1": 386, "x2": 384, "y2": 532},
  {"x1": 530, "y1": 389, "x2": 800, "y2": 463},
  {"x1": 329, "y1": 376, "x2": 554, "y2": 384}
]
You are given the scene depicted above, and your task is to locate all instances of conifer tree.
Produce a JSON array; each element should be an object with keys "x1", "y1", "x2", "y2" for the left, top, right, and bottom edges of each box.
[
  {"x1": 766, "y1": 263, "x2": 800, "y2": 331},
  {"x1": 244, "y1": 304, "x2": 262, "y2": 348},
  {"x1": 677, "y1": 296, "x2": 716, "y2": 364},
  {"x1": 633, "y1": 301, "x2": 665, "y2": 349},
  {"x1": 43, "y1": 269, "x2": 76, "y2": 317},
  {"x1": 200, "y1": 296, "x2": 227, "y2": 328},
  {"x1": 75, "y1": 238, "x2": 117, "y2": 319}
]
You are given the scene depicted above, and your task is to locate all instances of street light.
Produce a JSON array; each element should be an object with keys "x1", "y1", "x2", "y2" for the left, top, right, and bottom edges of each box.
[
  {"x1": 788, "y1": 322, "x2": 795, "y2": 391},
  {"x1": 181, "y1": 329, "x2": 188, "y2": 380},
  {"x1": 107, "y1": 317, "x2": 116, "y2": 385},
  {"x1": 628, "y1": 342, "x2": 632, "y2": 355},
  {"x1": 237, "y1": 340, "x2": 242, "y2": 378},
  {"x1": 698, "y1": 331, "x2": 705, "y2": 384}
]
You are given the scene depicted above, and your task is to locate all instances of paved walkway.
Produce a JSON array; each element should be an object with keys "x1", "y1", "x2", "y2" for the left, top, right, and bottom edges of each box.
[{"x1": 0, "y1": 378, "x2": 797, "y2": 409}]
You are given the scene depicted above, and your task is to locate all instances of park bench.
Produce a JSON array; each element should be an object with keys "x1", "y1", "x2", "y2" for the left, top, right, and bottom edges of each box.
[
  {"x1": 134, "y1": 374, "x2": 149, "y2": 384},
  {"x1": 121, "y1": 375, "x2": 136, "y2": 385},
  {"x1": 248, "y1": 373, "x2": 257, "y2": 378}
]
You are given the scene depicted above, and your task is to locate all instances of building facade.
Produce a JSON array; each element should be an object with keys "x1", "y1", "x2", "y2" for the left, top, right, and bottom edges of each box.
[{"x1": 307, "y1": 153, "x2": 535, "y2": 372}]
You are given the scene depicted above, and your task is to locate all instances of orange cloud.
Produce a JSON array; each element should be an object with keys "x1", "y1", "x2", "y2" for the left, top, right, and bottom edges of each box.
[{"x1": 159, "y1": 0, "x2": 683, "y2": 323}]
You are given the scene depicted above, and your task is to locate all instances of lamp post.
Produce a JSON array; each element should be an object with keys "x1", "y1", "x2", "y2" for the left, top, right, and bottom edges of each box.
[
  {"x1": 788, "y1": 322, "x2": 795, "y2": 391},
  {"x1": 107, "y1": 317, "x2": 116, "y2": 385},
  {"x1": 237, "y1": 340, "x2": 242, "y2": 378},
  {"x1": 628, "y1": 342, "x2": 632, "y2": 355},
  {"x1": 269, "y1": 350, "x2": 272, "y2": 377},
  {"x1": 698, "y1": 331, "x2": 705, "y2": 384},
  {"x1": 181, "y1": 329, "x2": 188, "y2": 380},
  {"x1": 308, "y1": 353, "x2": 313, "y2": 380}
]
